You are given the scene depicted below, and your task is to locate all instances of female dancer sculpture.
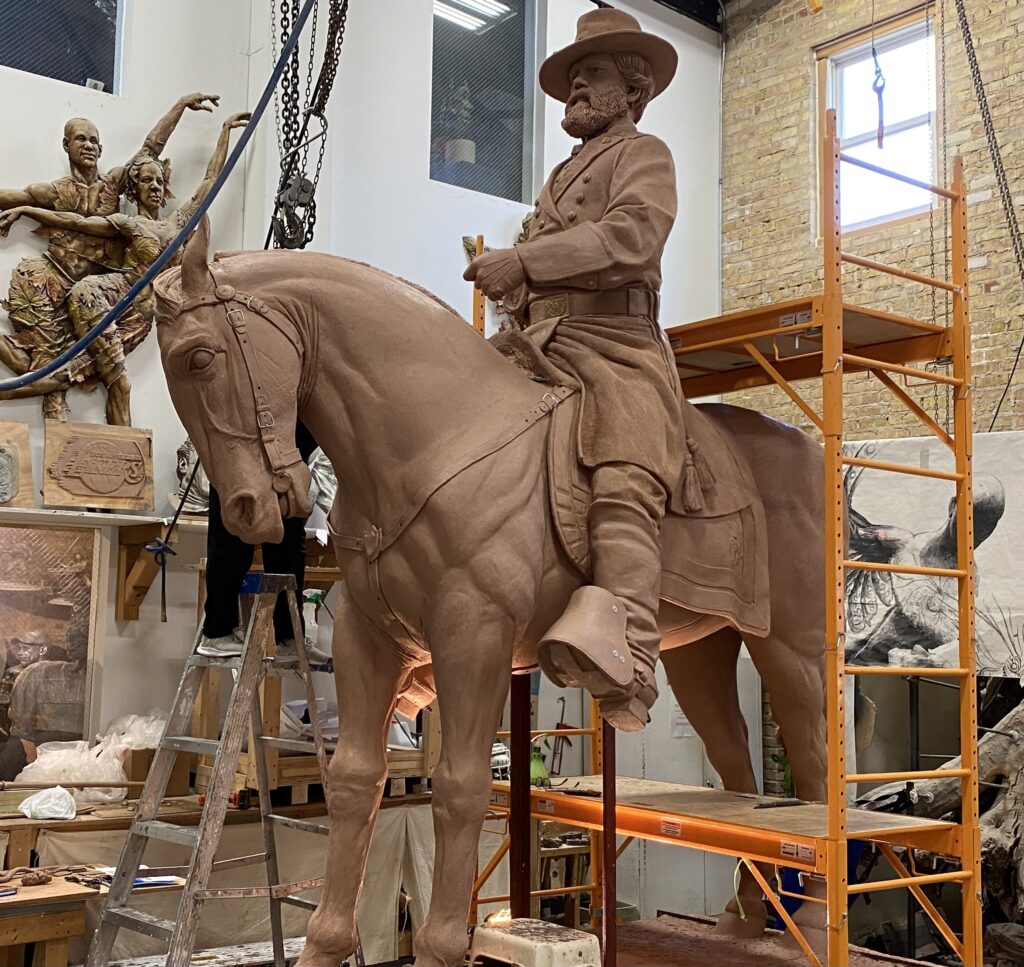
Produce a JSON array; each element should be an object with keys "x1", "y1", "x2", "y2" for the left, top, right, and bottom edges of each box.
[{"x1": 0, "y1": 112, "x2": 249, "y2": 425}]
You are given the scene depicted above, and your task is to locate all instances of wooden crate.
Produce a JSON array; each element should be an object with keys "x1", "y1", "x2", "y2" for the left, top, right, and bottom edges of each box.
[
  {"x1": 0, "y1": 421, "x2": 33, "y2": 508},
  {"x1": 43, "y1": 421, "x2": 154, "y2": 511}
]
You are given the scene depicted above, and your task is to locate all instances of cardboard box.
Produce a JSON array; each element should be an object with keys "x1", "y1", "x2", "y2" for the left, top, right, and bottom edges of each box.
[{"x1": 123, "y1": 748, "x2": 191, "y2": 798}]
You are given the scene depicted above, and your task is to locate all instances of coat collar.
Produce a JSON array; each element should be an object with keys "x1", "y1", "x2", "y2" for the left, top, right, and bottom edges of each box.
[{"x1": 549, "y1": 117, "x2": 640, "y2": 204}]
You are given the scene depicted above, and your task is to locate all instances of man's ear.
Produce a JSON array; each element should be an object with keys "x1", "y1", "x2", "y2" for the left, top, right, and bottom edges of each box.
[
  {"x1": 62, "y1": 138, "x2": 70, "y2": 152},
  {"x1": 97, "y1": 142, "x2": 104, "y2": 159}
]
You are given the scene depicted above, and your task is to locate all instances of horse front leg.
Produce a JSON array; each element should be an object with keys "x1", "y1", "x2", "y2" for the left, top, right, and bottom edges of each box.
[
  {"x1": 413, "y1": 597, "x2": 514, "y2": 967},
  {"x1": 295, "y1": 590, "x2": 407, "y2": 967}
]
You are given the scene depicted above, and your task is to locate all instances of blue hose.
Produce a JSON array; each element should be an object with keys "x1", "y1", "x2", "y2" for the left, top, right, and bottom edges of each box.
[{"x1": 0, "y1": 0, "x2": 320, "y2": 392}]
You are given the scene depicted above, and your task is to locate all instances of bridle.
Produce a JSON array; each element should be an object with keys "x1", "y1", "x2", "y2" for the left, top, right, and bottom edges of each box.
[{"x1": 178, "y1": 268, "x2": 315, "y2": 499}]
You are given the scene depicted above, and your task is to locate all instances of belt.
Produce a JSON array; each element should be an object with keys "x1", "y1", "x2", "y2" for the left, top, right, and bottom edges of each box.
[{"x1": 528, "y1": 288, "x2": 659, "y2": 326}]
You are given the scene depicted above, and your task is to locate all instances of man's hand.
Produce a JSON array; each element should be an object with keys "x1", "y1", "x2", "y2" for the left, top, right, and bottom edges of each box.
[
  {"x1": 464, "y1": 247, "x2": 526, "y2": 300},
  {"x1": 0, "y1": 207, "x2": 26, "y2": 238},
  {"x1": 180, "y1": 93, "x2": 221, "y2": 113},
  {"x1": 223, "y1": 112, "x2": 252, "y2": 131}
]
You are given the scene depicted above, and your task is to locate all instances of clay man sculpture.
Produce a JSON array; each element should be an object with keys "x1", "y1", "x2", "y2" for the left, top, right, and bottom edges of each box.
[
  {"x1": 466, "y1": 8, "x2": 681, "y2": 732},
  {"x1": 0, "y1": 93, "x2": 220, "y2": 420},
  {"x1": 0, "y1": 114, "x2": 250, "y2": 426}
]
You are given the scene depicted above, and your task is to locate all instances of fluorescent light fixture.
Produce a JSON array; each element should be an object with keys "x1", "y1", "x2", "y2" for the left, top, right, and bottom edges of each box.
[
  {"x1": 434, "y1": 1, "x2": 485, "y2": 29},
  {"x1": 452, "y1": 0, "x2": 511, "y2": 16}
]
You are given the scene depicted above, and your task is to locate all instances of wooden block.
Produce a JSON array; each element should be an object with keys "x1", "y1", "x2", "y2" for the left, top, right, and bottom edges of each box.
[
  {"x1": 0, "y1": 422, "x2": 33, "y2": 509},
  {"x1": 43, "y1": 422, "x2": 154, "y2": 512},
  {"x1": 123, "y1": 748, "x2": 190, "y2": 798}
]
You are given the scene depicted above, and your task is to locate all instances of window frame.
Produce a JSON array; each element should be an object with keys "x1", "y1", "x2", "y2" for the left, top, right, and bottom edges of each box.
[{"x1": 815, "y1": 8, "x2": 941, "y2": 236}]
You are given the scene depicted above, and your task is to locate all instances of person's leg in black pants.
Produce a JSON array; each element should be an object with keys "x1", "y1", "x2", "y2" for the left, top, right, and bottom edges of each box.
[
  {"x1": 198, "y1": 421, "x2": 319, "y2": 657},
  {"x1": 202, "y1": 485, "x2": 256, "y2": 640}
]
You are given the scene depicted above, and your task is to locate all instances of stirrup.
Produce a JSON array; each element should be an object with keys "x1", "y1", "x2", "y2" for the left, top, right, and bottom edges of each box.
[{"x1": 537, "y1": 586, "x2": 634, "y2": 696}]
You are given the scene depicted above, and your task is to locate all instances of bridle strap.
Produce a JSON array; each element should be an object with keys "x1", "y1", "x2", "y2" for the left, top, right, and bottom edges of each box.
[{"x1": 181, "y1": 273, "x2": 311, "y2": 491}]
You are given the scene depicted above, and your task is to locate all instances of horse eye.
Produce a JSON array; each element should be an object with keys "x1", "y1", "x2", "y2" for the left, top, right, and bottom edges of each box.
[{"x1": 187, "y1": 348, "x2": 217, "y2": 372}]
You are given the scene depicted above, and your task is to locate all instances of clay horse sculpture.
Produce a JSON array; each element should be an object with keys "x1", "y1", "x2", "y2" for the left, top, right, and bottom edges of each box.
[{"x1": 154, "y1": 216, "x2": 831, "y2": 965}]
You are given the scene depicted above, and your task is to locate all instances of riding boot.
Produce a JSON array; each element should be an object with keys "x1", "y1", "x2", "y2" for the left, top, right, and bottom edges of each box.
[{"x1": 538, "y1": 462, "x2": 668, "y2": 733}]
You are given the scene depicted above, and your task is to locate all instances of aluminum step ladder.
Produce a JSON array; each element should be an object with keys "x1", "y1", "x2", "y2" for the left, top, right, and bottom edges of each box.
[{"x1": 85, "y1": 572, "x2": 360, "y2": 967}]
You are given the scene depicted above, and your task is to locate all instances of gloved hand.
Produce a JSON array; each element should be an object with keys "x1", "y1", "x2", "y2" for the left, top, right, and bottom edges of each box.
[{"x1": 463, "y1": 247, "x2": 526, "y2": 301}]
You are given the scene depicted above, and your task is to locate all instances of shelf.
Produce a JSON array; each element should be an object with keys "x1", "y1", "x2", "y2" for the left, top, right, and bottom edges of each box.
[
  {"x1": 666, "y1": 298, "x2": 952, "y2": 399},
  {"x1": 490, "y1": 777, "x2": 959, "y2": 874}
]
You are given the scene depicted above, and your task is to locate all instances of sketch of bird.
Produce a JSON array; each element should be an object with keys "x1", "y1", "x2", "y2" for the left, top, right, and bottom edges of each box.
[{"x1": 845, "y1": 473, "x2": 1005, "y2": 665}]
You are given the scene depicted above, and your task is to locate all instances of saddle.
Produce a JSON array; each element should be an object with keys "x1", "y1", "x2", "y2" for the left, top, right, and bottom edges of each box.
[{"x1": 496, "y1": 324, "x2": 771, "y2": 639}]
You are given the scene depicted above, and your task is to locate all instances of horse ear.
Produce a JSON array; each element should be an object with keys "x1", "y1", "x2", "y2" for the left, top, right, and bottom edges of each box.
[{"x1": 181, "y1": 214, "x2": 215, "y2": 298}]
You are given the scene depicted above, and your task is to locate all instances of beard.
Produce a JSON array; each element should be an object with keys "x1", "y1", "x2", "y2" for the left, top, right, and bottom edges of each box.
[{"x1": 562, "y1": 90, "x2": 631, "y2": 139}]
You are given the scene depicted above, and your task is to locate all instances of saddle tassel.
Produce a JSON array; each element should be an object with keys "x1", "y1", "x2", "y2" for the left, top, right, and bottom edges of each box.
[
  {"x1": 687, "y1": 436, "x2": 716, "y2": 492},
  {"x1": 682, "y1": 436, "x2": 715, "y2": 514}
]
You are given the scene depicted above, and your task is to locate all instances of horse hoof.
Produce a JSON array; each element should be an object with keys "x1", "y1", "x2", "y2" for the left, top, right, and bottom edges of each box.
[{"x1": 713, "y1": 910, "x2": 768, "y2": 939}]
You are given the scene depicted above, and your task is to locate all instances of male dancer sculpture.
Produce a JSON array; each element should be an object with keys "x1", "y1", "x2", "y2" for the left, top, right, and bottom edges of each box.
[
  {"x1": 466, "y1": 9, "x2": 681, "y2": 732},
  {"x1": 0, "y1": 93, "x2": 219, "y2": 419}
]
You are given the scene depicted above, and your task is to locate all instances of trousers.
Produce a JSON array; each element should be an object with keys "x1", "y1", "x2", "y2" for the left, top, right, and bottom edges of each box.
[{"x1": 203, "y1": 421, "x2": 318, "y2": 641}]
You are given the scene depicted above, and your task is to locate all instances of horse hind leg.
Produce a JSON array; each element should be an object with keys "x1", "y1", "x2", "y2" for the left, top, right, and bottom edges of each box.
[
  {"x1": 413, "y1": 597, "x2": 515, "y2": 967},
  {"x1": 295, "y1": 591, "x2": 407, "y2": 967},
  {"x1": 660, "y1": 628, "x2": 769, "y2": 937}
]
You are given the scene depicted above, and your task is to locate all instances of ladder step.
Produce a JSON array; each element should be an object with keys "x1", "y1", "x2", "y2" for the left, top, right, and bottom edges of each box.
[
  {"x1": 282, "y1": 895, "x2": 319, "y2": 912},
  {"x1": 103, "y1": 906, "x2": 176, "y2": 940},
  {"x1": 269, "y1": 813, "x2": 330, "y2": 835},
  {"x1": 260, "y1": 736, "x2": 320, "y2": 754},
  {"x1": 136, "y1": 820, "x2": 201, "y2": 848},
  {"x1": 161, "y1": 736, "x2": 221, "y2": 755},
  {"x1": 189, "y1": 654, "x2": 244, "y2": 670}
]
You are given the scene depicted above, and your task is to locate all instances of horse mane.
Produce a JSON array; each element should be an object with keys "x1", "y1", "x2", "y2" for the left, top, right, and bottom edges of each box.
[{"x1": 212, "y1": 251, "x2": 466, "y2": 323}]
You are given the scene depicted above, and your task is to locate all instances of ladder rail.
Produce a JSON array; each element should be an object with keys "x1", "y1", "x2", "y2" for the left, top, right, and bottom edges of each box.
[{"x1": 87, "y1": 576, "x2": 339, "y2": 967}]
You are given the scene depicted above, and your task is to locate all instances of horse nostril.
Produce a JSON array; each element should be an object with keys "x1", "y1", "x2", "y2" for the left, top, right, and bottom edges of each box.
[{"x1": 226, "y1": 492, "x2": 258, "y2": 528}]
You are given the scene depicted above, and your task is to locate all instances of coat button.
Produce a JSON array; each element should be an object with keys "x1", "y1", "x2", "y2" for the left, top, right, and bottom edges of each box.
[
  {"x1": 587, "y1": 279, "x2": 597, "y2": 288},
  {"x1": 601, "y1": 137, "x2": 610, "y2": 144},
  {"x1": 568, "y1": 211, "x2": 577, "y2": 221},
  {"x1": 583, "y1": 174, "x2": 591, "y2": 183},
  {"x1": 576, "y1": 193, "x2": 585, "y2": 203}
]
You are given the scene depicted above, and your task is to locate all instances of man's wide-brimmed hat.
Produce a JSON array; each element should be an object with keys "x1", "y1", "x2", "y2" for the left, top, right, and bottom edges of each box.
[{"x1": 539, "y1": 8, "x2": 678, "y2": 104}]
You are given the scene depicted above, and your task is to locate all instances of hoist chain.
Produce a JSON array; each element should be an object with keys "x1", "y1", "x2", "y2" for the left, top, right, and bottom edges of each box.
[
  {"x1": 954, "y1": 0, "x2": 1024, "y2": 429},
  {"x1": 268, "y1": 0, "x2": 349, "y2": 250}
]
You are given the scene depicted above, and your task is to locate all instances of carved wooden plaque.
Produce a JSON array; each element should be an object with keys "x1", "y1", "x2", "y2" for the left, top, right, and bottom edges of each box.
[
  {"x1": 43, "y1": 422, "x2": 154, "y2": 511},
  {"x1": 0, "y1": 421, "x2": 34, "y2": 508}
]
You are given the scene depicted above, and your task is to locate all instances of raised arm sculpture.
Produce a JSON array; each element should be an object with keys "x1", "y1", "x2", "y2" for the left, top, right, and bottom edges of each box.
[
  {"x1": 0, "y1": 93, "x2": 219, "y2": 420},
  {"x1": 0, "y1": 114, "x2": 248, "y2": 425}
]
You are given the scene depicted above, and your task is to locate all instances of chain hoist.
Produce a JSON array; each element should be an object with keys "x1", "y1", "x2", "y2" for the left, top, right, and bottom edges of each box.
[{"x1": 268, "y1": 0, "x2": 350, "y2": 250}]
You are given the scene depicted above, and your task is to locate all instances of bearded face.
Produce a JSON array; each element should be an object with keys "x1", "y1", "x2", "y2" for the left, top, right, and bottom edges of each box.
[{"x1": 562, "y1": 53, "x2": 631, "y2": 139}]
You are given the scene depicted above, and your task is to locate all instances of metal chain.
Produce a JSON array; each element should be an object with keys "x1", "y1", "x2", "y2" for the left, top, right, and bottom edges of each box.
[
  {"x1": 954, "y1": 0, "x2": 1024, "y2": 430},
  {"x1": 269, "y1": 0, "x2": 349, "y2": 249}
]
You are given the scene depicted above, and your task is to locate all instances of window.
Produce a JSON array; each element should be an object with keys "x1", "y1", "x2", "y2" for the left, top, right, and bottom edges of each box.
[
  {"x1": 430, "y1": 0, "x2": 536, "y2": 203},
  {"x1": 0, "y1": 0, "x2": 123, "y2": 94},
  {"x1": 822, "y1": 20, "x2": 936, "y2": 230}
]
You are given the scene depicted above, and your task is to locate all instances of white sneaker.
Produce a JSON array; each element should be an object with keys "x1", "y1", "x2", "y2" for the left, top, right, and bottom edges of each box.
[
  {"x1": 196, "y1": 629, "x2": 244, "y2": 658},
  {"x1": 275, "y1": 638, "x2": 333, "y2": 665}
]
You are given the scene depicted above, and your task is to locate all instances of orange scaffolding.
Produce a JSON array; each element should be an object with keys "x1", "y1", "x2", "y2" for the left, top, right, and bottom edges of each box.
[{"x1": 483, "y1": 108, "x2": 983, "y2": 967}]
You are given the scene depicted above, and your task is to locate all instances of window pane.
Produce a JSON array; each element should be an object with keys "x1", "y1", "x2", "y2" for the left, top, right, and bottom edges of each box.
[
  {"x1": 431, "y1": 0, "x2": 534, "y2": 203},
  {"x1": 0, "y1": 0, "x2": 121, "y2": 93},
  {"x1": 840, "y1": 124, "x2": 933, "y2": 228},
  {"x1": 839, "y1": 33, "x2": 934, "y2": 140}
]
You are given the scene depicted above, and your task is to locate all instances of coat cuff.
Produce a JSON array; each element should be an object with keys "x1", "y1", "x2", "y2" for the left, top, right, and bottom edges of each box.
[{"x1": 516, "y1": 225, "x2": 610, "y2": 286}]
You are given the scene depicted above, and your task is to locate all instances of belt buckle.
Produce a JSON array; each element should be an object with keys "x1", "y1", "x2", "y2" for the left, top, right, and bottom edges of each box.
[{"x1": 542, "y1": 294, "x2": 569, "y2": 320}]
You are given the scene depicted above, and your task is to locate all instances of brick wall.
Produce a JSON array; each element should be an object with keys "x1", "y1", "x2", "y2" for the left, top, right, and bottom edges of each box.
[{"x1": 717, "y1": 0, "x2": 1024, "y2": 793}]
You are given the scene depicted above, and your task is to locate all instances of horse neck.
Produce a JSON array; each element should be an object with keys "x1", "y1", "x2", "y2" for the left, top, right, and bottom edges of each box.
[{"x1": 248, "y1": 253, "x2": 537, "y2": 525}]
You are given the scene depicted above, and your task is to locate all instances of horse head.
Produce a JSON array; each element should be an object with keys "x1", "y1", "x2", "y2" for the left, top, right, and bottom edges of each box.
[{"x1": 153, "y1": 217, "x2": 312, "y2": 544}]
